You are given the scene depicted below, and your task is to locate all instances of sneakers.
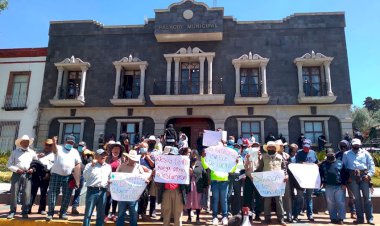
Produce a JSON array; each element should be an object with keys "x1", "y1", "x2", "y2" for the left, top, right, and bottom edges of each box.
[
  {"x1": 279, "y1": 219, "x2": 287, "y2": 226},
  {"x1": 7, "y1": 213, "x2": 15, "y2": 219},
  {"x1": 222, "y1": 217, "x2": 228, "y2": 225},
  {"x1": 71, "y1": 208, "x2": 79, "y2": 215},
  {"x1": 307, "y1": 216, "x2": 315, "y2": 222},
  {"x1": 59, "y1": 214, "x2": 69, "y2": 220},
  {"x1": 212, "y1": 217, "x2": 219, "y2": 225},
  {"x1": 368, "y1": 219, "x2": 375, "y2": 225},
  {"x1": 46, "y1": 215, "x2": 53, "y2": 221},
  {"x1": 38, "y1": 210, "x2": 47, "y2": 215}
]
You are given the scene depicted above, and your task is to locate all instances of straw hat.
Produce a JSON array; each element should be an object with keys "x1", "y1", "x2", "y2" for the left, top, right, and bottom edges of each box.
[
  {"x1": 275, "y1": 139, "x2": 288, "y2": 146},
  {"x1": 15, "y1": 135, "x2": 34, "y2": 148},
  {"x1": 263, "y1": 141, "x2": 280, "y2": 152},
  {"x1": 123, "y1": 150, "x2": 141, "y2": 162}
]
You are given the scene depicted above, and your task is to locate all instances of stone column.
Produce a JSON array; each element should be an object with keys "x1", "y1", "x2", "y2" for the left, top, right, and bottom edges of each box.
[
  {"x1": 113, "y1": 65, "x2": 122, "y2": 99},
  {"x1": 260, "y1": 62, "x2": 268, "y2": 97},
  {"x1": 166, "y1": 58, "x2": 172, "y2": 95},
  {"x1": 207, "y1": 56, "x2": 213, "y2": 94},
  {"x1": 324, "y1": 61, "x2": 334, "y2": 96},
  {"x1": 78, "y1": 66, "x2": 88, "y2": 102},
  {"x1": 234, "y1": 63, "x2": 241, "y2": 97},
  {"x1": 54, "y1": 66, "x2": 64, "y2": 99},
  {"x1": 296, "y1": 62, "x2": 304, "y2": 97},
  {"x1": 174, "y1": 57, "x2": 180, "y2": 95},
  {"x1": 139, "y1": 64, "x2": 147, "y2": 99},
  {"x1": 199, "y1": 56, "x2": 206, "y2": 95}
]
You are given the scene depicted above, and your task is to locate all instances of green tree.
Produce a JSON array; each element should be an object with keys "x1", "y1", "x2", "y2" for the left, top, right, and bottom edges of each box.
[
  {"x1": 0, "y1": 0, "x2": 8, "y2": 12},
  {"x1": 363, "y1": 96, "x2": 380, "y2": 113},
  {"x1": 352, "y1": 107, "x2": 377, "y2": 132}
]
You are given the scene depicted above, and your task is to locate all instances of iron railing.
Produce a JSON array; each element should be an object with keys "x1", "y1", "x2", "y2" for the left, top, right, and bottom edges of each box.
[
  {"x1": 3, "y1": 95, "x2": 27, "y2": 110},
  {"x1": 303, "y1": 82, "x2": 328, "y2": 97},
  {"x1": 240, "y1": 83, "x2": 262, "y2": 97},
  {"x1": 118, "y1": 85, "x2": 140, "y2": 99},
  {"x1": 153, "y1": 81, "x2": 223, "y2": 95},
  {"x1": 58, "y1": 85, "x2": 80, "y2": 100}
]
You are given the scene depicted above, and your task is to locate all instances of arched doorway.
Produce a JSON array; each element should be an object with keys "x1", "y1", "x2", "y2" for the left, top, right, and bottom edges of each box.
[{"x1": 166, "y1": 118, "x2": 215, "y2": 149}]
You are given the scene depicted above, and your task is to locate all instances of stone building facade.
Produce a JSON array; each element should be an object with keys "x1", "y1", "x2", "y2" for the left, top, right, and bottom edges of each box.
[{"x1": 37, "y1": 0, "x2": 352, "y2": 149}]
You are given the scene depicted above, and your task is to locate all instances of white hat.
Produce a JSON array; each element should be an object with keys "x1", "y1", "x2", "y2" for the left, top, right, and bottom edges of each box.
[
  {"x1": 144, "y1": 135, "x2": 160, "y2": 143},
  {"x1": 352, "y1": 138, "x2": 362, "y2": 146},
  {"x1": 263, "y1": 141, "x2": 280, "y2": 152},
  {"x1": 275, "y1": 139, "x2": 288, "y2": 146},
  {"x1": 15, "y1": 135, "x2": 34, "y2": 148},
  {"x1": 123, "y1": 150, "x2": 141, "y2": 162}
]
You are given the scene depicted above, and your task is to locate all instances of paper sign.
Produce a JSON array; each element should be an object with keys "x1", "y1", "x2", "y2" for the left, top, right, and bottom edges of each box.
[
  {"x1": 252, "y1": 170, "x2": 286, "y2": 197},
  {"x1": 246, "y1": 147, "x2": 259, "y2": 170},
  {"x1": 288, "y1": 163, "x2": 321, "y2": 189},
  {"x1": 154, "y1": 155, "x2": 190, "y2": 184},
  {"x1": 110, "y1": 172, "x2": 150, "y2": 202},
  {"x1": 205, "y1": 146, "x2": 239, "y2": 173},
  {"x1": 203, "y1": 130, "x2": 227, "y2": 147}
]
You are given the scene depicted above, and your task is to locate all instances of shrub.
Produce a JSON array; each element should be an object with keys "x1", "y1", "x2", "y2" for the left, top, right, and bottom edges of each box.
[{"x1": 0, "y1": 152, "x2": 11, "y2": 166}]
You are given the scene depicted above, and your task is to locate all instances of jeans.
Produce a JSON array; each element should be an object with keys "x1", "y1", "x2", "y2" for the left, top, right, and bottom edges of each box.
[
  {"x1": 82, "y1": 187, "x2": 107, "y2": 226},
  {"x1": 211, "y1": 181, "x2": 229, "y2": 218},
  {"x1": 117, "y1": 201, "x2": 138, "y2": 226},
  {"x1": 325, "y1": 185, "x2": 346, "y2": 220},
  {"x1": 10, "y1": 173, "x2": 31, "y2": 214},
  {"x1": 72, "y1": 175, "x2": 84, "y2": 209},
  {"x1": 294, "y1": 188, "x2": 313, "y2": 218},
  {"x1": 243, "y1": 176, "x2": 263, "y2": 216},
  {"x1": 228, "y1": 173, "x2": 242, "y2": 215},
  {"x1": 349, "y1": 179, "x2": 373, "y2": 222}
]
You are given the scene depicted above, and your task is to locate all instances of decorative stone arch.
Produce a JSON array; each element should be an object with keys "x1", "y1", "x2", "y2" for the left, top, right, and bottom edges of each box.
[{"x1": 232, "y1": 52, "x2": 270, "y2": 104}]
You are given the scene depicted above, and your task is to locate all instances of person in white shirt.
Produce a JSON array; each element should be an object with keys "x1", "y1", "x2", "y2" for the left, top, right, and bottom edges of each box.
[
  {"x1": 6, "y1": 135, "x2": 37, "y2": 219},
  {"x1": 82, "y1": 149, "x2": 112, "y2": 226},
  {"x1": 46, "y1": 135, "x2": 82, "y2": 221}
]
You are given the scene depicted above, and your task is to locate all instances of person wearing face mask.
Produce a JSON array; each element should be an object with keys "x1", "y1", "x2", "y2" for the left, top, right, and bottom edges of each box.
[
  {"x1": 46, "y1": 135, "x2": 82, "y2": 221},
  {"x1": 293, "y1": 139, "x2": 318, "y2": 222},
  {"x1": 7, "y1": 135, "x2": 37, "y2": 219},
  {"x1": 342, "y1": 138, "x2": 375, "y2": 225},
  {"x1": 226, "y1": 136, "x2": 235, "y2": 149},
  {"x1": 104, "y1": 141, "x2": 125, "y2": 222},
  {"x1": 336, "y1": 140, "x2": 356, "y2": 219},
  {"x1": 319, "y1": 149, "x2": 348, "y2": 225},
  {"x1": 255, "y1": 141, "x2": 288, "y2": 226}
]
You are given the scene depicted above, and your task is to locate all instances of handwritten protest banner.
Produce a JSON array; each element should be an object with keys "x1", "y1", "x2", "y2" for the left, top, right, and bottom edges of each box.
[
  {"x1": 205, "y1": 146, "x2": 238, "y2": 173},
  {"x1": 154, "y1": 155, "x2": 190, "y2": 184},
  {"x1": 110, "y1": 172, "x2": 150, "y2": 202},
  {"x1": 288, "y1": 163, "x2": 321, "y2": 189},
  {"x1": 252, "y1": 170, "x2": 286, "y2": 197},
  {"x1": 202, "y1": 130, "x2": 227, "y2": 147}
]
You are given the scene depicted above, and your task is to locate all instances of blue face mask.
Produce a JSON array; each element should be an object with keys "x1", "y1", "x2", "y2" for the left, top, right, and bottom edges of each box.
[
  {"x1": 64, "y1": 144, "x2": 73, "y2": 151},
  {"x1": 227, "y1": 140, "x2": 235, "y2": 145},
  {"x1": 140, "y1": 148, "x2": 148, "y2": 154},
  {"x1": 78, "y1": 146, "x2": 84, "y2": 152},
  {"x1": 242, "y1": 149, "x2": 249, "y2": 155}
]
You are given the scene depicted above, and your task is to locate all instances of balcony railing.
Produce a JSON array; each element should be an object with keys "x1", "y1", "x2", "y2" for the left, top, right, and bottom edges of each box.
[
  {"x1": 58, "y1": 85, "x2": 80, "y2": 100},
  {"x1": 3, "y1": 95, "x2": 27, "y2": 110},
  {"x1": 240, "y1": 83, "x2": 262, "y2": 97},
  {"x1": 303, "y1": 82, "x2": 328, "y2": 97},
  {"x1": 153, "y1": 81, "x2": 223, "y2": 95},
  {"x1": 118, "y1": 85, "x2": 140, "y2": 99}
]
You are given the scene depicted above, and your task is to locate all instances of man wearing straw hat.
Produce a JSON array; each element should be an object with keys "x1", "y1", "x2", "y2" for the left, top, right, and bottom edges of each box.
[{"x1": 6, "y1": 135, "x2": 37, "y2": 219}]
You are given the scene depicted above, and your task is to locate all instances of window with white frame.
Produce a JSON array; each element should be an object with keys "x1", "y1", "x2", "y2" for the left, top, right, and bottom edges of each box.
[
  {"x1": 58, "y1": 119, "x2": 85, "y2": 144},
  {"x1": 0, "y1": 121, "x2": 19, "y2": 153},
  {"x1": 300, "y1": 117, "x2": 330, "y2": 145},
  {"x1": 116, "y1": 119, "x2": 143, "y2": 145},
  {"x1": 237, "y1": 118, "x2": 266, "y2": 143}
]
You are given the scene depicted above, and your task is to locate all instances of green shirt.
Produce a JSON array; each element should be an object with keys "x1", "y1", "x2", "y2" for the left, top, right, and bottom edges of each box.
[{"x1": 201, "y1": 156, "x2": 238, "y2": 181}]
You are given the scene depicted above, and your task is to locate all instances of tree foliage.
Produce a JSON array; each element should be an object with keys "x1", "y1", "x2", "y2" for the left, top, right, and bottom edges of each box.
[
  {"x1": 363, "y1": 96, "x2": 380, "y2": 113},
  {"x1": 352, "y1": 107, "x2": 377, "y2": 132},
  {"x1": 0, "y1": 0, "x2": 8, "y2": 12}
]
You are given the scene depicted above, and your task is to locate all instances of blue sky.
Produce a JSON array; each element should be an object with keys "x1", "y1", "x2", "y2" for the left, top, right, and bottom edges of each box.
[{"x1": 0, "y1": 0, "x2": 379, "y2": 107}]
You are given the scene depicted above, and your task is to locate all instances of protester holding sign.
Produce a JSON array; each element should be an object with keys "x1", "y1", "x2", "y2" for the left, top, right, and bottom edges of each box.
[
  {"x1": 82, "y1": 149, "x2": 112, "y2": 226},
  {"x1": 116, "y1": 150, "x2": 152, "y2": 226},
  {"x1": 201, "y1": 145, "x2": 239, "y2": 226},
  {"x1": 293, "y1": 139, "x2": 319, "y2": 222},
  {"x1": 254, "y1": 141, "x2": 287, "y2": 226}
]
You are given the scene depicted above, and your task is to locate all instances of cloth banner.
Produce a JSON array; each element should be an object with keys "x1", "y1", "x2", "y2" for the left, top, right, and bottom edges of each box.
[
  {"x1": 110, "y1": 172, "x2": 150, "y2": 202},
  {"x1": 288, "y1": 163, "x2": 321, "y2": 189},
  {"x1": 202, "y1": 130, "x2": 227, "y2": 147},
  {"x1": 205, "y1": 146, "x2": 239, "y2": 173},
  {"x1": 154, "y1": 155, "x2": 190, "y2": 184},
  {"x1": 252, "y1": 170, "x2": 286, "y2": 197}
]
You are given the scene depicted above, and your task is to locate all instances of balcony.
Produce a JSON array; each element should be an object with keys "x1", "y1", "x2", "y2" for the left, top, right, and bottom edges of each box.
[
  {"x1": 49, "y1": 85, "x2": 85, "y2": 107},
  {"x1": 150, "y1": 81, "x2": 225, "y2": 105},
  {"x1": 234, "y1": 83, "x2": 269, "y2": 104},
  {"x1": 299, "y1": 82, "x2": 337, "y2": 104},
  {"x1": 3, "y1": 95, "x2": 27, "y2": 111},
  {"x1": 110, "y1": 85, "x2": 145, "y2": 106}
]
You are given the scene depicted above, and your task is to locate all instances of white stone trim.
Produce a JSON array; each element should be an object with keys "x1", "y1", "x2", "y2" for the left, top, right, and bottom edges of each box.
[
  {"x1": 58, "y1": 119, "x2": 86, "y2": 144},
  {"x1": 298, "y1": 96, "x2": 337, "y2": 104},
  {"x1": 150, "y1": 94, "x2": 225, "y2": 105},
  {"x1": 110, "y1": 98, "x2": 145, "y2": 106},
  {"x1": 49, "y1": 99, "x2": 85, "y2": 107},
  {"x1": 115, "y1": 119, "x2": 144, "y2": 141},
  {"x1": 234, "y1": 97, "x2": 269, "y2": 105},
  {"x1": 237, "y1": 118, "x2": 266, "y2": 144},
  {"x1": 299, "y1": 117, "x2": 330, "y2": 144}
]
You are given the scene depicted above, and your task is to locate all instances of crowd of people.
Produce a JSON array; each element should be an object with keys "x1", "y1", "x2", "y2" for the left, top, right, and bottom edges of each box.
[{"x1": 5, "y1": 124, "x2": 376, "y2": 226}]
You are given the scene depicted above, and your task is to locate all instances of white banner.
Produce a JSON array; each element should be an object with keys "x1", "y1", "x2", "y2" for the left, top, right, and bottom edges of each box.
[
  {"x1": 154, "y1": 155, "x2": 190, "y2": 184},
  {"x1": 252, "y1": 170, "x2": 286, "y2": 197},
  {"x1": 202, "y1": 130, "x2": 227, "y2": 147},
  {"x1": 110, "y1": 172, "x2": 150, "y2": 202},
  {"x1": 288, "y1": 163, "x2": 321, "y2": 189},
  {"x1": 205, "y1": 146, "x2": 238, "y2": 173}
]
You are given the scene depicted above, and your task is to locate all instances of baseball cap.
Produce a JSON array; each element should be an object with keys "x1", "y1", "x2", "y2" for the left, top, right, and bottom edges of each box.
[
  {"x1": 302, "y1": 139, "x2": 312, "y2": 148},
  {"x1": 78, "y1": 141, "x2": 86, "y2": 146},
  {"x1": 95, "y1": 149, "x2": 106, "y2": 155},
  {"x1": 352, "y1": 138, "x2": 362, "y2": 146}
]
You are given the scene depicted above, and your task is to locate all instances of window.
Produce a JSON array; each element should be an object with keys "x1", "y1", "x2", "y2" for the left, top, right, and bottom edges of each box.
[
  {"x1": 303, "y1": 67, "x2": 323, "y2": 96},
  {"x1": 120, "y1": 70, "x2": 140, "y2": 99},
  {"x1": 5, "y1": 72, "x2": 30, "y2": 110},
  {"x1": 180, "y1": 62, "x2": 200, "y2": 94},
  {"x1": 58, "y1": 119, "x2": 86, "y2": 144},
  {"x1": 304, "y1": 121, "x2": 324, "y2": 144},
  {"x1": 120, "y1": 122, "x2": 140, "y2": 145},
  {"x1": 61, "y1": 71, "x2": 81, "y2": 99},
  {"x1": 240, "y1": 68, "x2": 260, "y2": 97},
  {"x1": 0, "y1": 121, "x2": 19, "y2": 153},
  {"x1": 241, "y1": 121, "x2": 261, "y2": 142}
]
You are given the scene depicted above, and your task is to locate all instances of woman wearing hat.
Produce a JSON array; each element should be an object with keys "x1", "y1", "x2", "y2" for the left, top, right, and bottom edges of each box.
[
  {"x1": 116, "y1": 150, "x2": 152, "y2": 226},
  {"x1": 104, "y1": 141, "x2": 125, "y2": 222},
  {"x1": 7, "y1": 135, "x2": 37, "y2": 219}
]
